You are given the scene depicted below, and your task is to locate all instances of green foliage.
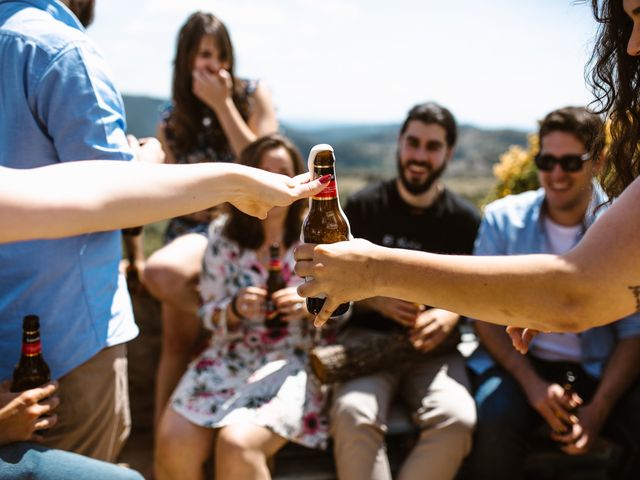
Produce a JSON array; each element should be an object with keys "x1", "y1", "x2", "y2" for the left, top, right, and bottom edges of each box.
[{"x1": 482, "y1": 134, "x2": 540, "y2": 207}]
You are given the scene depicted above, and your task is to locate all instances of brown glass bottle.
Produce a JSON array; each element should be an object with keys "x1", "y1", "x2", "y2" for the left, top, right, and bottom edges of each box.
[
  {"x1": 11, "y1": 315, "x2": 51, "y2": 392},
  {"x1": 265, "y1": 243, "x2": 287, "y2": 329},
  {"x1": 557, "y1": 370, "x2": 577, "y2": 438},
  {"x1": 302, "y1": 144, "x2": 350, "y2": 317}
]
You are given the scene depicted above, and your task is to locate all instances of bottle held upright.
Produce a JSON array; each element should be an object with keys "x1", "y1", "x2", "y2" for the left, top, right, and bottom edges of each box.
[
  {"x1": 302, "y1": 144, "x2": 351, "y2": 317},
  {"x1": 11, "y1": 314, "x2": 51, "y2": 392}
]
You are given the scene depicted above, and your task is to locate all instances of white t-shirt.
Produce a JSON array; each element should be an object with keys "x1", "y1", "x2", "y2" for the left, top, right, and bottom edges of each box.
[{"x1": 528, "y1": 217, "x2": 583, "y2": 362}]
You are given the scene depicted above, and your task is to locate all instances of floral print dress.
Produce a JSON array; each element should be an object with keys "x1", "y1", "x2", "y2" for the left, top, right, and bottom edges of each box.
[{"x1": 171, "y1": 217, "x2": 331, "y2": 449}]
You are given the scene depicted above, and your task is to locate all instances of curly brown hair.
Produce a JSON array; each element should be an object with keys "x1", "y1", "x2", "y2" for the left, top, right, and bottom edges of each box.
[{"x1": 588, "y1": 0, "x2": 640, "y2": 198}]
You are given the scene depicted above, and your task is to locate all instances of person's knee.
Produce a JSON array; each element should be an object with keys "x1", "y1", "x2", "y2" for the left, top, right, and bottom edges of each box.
[
  {"x1": 216, "y1": 427, "x2": 259, "y2": 464},
  {"x1": 155, "y1": 420, "x2": 198, "y2": 472},
  {"x1": 414, "y1": 394, "x2": 476, "y2": 443},
  {"x1": 331, "y1": 391, "x2": 378, "y2": 431},
  {"x1": 142, "y1": 257, "x2": 185, "y2": 300},
  {"x1": 110, "y1": 466, "x2": 144, "y2": 480}
]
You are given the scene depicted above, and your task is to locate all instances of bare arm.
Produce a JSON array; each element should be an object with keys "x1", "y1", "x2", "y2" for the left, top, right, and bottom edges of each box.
[
  {"x1": 193, "y1": 71, "x2": 278, "y2": 157},
  {"x1": 0, "y1": 162, "x2": 329, "y2": 243},
  {"x1": 589, "y1": 336, "x2": 640, "y2": 418},
  {"x1": 295, "y1": 176, "x2": 640, "y2": 331},
  {"x1": 475, "y1": 322, "x2": 540, "y2": 386},
  {"x1": 216, "y1": 82, "x2": 278, "y2": 156}
]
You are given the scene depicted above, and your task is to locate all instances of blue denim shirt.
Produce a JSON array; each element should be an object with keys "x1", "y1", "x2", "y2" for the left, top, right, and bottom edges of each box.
[
  {"x1": 0, "y1": 0, "x2": 136, "y2": 380},
  {"x1": 467, "y1": 185, "x2": 640, "y2": 380}
]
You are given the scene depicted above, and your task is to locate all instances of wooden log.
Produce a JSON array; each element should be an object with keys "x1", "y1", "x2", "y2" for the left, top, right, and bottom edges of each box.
[{"x1": 310, "y1": 328, "x2": 459, "y2": 384}]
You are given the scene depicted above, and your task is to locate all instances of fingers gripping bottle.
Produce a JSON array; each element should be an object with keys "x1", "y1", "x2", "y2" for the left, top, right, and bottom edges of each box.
[{"x1": 302, "y1": 144, "x2": 351, "y2": 317}]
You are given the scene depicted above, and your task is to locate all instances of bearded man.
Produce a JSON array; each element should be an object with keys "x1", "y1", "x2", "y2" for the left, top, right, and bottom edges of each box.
[{"x1": 329, "y1": 102, "x2": 480, "y2": 480}]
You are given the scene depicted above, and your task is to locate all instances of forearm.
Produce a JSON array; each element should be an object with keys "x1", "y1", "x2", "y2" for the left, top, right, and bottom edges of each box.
[
  {"x1": 589, "y1": 338, "x2": 640, "y2": 416},
  {"x1": 0, "y1": 162, "x2": 250, "y2": 243},
  {"x1": 215, "y1": 99, "x2": 259, "y2": 157},
  {"x1": 475, "y1": 321, "x2": 540, "y2": 386},
  {"x1": 370, "y1": 247, "x2": 604, "y2": 332}
]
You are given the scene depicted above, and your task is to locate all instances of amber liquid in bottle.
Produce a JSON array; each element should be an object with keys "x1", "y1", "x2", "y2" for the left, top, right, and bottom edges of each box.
[
  {"x1": 11, "y1": 315, "x2": 51, "y2": 392},
  {"x1": 265, "y1": 243, "x2": 287, "y2": 329},
  {"x1": 302, "y1": 144, "x2": 350, "y2": 317}
]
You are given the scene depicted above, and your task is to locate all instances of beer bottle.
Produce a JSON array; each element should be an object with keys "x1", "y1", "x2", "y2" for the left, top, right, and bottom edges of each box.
[
  {"x1": 265, "y1": 243, "x2": 287, "y2": 329},
  {"x1": 302, "y1": 144, "x2": 350, "y2": 317},
  {"x1": 11, "y1": 314, "x2": 51, "y2": 392},
  {"x1": 557, "y1": 370, "x2": 577, "y2": 438}
]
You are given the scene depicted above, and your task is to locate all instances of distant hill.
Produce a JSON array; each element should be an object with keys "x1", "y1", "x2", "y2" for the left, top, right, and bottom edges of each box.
[{"x1": 122, "y1": 94, "x2": 528, "y2": 177}]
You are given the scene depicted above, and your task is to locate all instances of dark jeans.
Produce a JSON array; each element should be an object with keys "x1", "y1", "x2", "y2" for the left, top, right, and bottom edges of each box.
[
  {"x1": 464, "y1": 358, "x2": 640, "y2": 480},
  {"x1": 0, "y1": 442, "x2": 143, "y2": 480}
]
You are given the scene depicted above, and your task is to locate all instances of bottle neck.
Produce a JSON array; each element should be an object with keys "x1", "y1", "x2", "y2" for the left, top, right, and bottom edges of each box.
[
  {"x1": 311, "y1": 165, "x2": 339, "y2": 203},
  {"x1": 21, "y1": 329, "x2": 42, "y2": 357},
  {"x1": 268, "y1": 259, "x2": 282, "y2": 271}
]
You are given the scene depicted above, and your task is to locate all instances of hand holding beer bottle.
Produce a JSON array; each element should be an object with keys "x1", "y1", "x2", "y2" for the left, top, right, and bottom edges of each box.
[
  {"x1": 7, "y1": 314, "x2": 56, "y2": 438},
  {"x1": 302, "y1": 144, "x2": 351, "y2": 318},
  {"x1": 0, "y1": 380, "x2": 59, "y2": 444}
]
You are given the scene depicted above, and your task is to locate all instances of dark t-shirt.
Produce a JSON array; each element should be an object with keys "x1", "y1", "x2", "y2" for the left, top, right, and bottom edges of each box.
[{"x1": 345, "y1": 179, "x2": 480, "y2": 331}]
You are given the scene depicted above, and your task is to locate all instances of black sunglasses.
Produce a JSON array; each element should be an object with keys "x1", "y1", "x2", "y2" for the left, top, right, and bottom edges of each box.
[{"x1": 534, "y1": 152, "x2": 591, "y2": 173}]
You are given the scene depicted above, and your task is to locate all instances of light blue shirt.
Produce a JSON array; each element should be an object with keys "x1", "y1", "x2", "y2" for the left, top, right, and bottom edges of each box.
[
  {"x1": 0, "y1": 0, "x2": 136, "y2": 380},
  {"x1": 467, "y1": 185, "x2": 640, "y2": 380}
]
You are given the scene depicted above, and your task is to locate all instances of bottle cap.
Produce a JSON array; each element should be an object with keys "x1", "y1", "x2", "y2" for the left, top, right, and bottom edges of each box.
[
  {"x1": 23, "y1": 314, "x2": 39, "y2": 329},
  {"x1": 308, "y1": 144, "x2": 334, "y2": 175}
]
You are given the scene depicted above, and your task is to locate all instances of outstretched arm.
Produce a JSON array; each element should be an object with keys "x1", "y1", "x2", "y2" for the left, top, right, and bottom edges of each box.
[
  {"x1": 295, "y1": 176, "x2": 640, "y2": 332},
  {"x1": 0, "y1": 162, "x2": 329, "y2": 243}
]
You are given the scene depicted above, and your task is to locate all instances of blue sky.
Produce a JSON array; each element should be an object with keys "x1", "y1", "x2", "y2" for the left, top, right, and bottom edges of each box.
[{"x1": 90, "y1": 0, "x2": 598, "y2": 130}]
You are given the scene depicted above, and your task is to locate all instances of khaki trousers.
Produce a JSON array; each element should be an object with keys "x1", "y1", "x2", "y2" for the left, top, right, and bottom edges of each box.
[
  {"x1": 42, "y1": 344, "x2": 131, "y2": 462},
  {"x1": 330, "y1": 351, "x2": 476, "y2": 480}
]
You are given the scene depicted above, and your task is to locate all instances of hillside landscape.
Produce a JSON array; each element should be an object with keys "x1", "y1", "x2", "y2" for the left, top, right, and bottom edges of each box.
[{"x1": 123, "y1": 95, "x2": 529, "y2": 180}]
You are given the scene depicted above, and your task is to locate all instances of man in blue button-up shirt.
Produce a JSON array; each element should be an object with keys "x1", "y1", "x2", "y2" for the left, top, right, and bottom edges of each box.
[
  {"x1": 465, "y1": 107, "x2": 640, "y2": 479},
  {"x1": 0, "y1": 0, "x2": 136, "y2": 462}
]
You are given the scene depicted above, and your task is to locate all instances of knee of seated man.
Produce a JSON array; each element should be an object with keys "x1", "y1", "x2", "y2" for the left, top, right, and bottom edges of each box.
[
  {"x1": 414, "y1": 395, "x2": 477, "y2": 434},
  {"x1": 330, "y1": 390, "x2": 381, "y2": 428}
]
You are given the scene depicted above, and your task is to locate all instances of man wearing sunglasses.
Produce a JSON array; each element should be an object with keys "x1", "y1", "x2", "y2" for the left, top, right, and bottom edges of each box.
[{"x1": 464, "y1": 106, "x2": 640, "y2": 479}]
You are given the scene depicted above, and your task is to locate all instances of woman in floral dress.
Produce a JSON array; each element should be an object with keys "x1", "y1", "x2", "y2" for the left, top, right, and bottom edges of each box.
[
  {"x1": 155, "y1": 135, "x2": 332, "y2": 480},
  {"x1": 141, "y1": 11, "x2": 279, "y2": 427}
]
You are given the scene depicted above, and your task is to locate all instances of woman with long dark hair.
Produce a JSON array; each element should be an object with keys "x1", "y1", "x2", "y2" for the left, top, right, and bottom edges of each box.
[
  {"x1": 155, "y1": 135, "x2": 332, "y2": 480},
  {"x1": 142, "y1": 11, "x2": 279, "y2": 425}
]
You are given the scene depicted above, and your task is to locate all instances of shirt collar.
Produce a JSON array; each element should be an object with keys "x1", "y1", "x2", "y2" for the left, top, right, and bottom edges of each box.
[{"x1": 0, "y1": 0, "x2": 85, "y2": 32}]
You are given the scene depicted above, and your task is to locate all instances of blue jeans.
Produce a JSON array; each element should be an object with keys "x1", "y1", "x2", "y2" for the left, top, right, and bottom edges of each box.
[
  {"x1": 466, "y1": 359, "x2": 640, "y2": 480},
  {"x1": 0, "y1": 442, "x2": 143, "y2": 480}
]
